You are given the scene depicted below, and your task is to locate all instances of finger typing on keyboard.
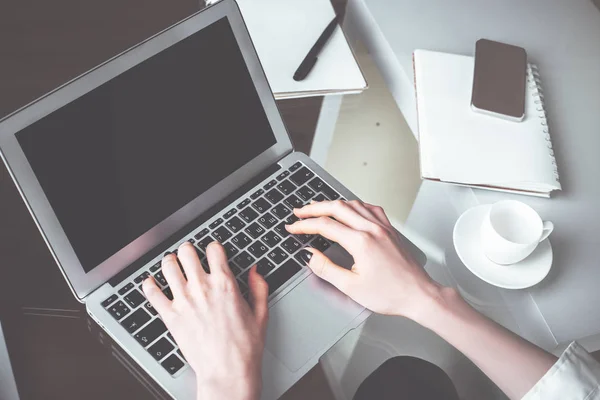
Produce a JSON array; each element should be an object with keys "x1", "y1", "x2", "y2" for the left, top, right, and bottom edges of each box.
[{"x1": 143, "y1": 242, "x2": 268, "y2": 400}]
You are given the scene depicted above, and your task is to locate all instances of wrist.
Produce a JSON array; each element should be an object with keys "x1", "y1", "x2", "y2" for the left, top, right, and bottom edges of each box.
[{"x1": 404, "y1": 283, "x2": 464, "y2": 331}]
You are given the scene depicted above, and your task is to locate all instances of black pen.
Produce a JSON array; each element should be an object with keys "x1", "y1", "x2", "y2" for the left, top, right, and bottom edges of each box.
[{"x1": 293, "y1": 16, "x2": 339, "y2": 81}]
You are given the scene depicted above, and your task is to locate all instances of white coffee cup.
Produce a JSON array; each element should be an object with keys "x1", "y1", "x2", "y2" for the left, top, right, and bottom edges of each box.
[{"x1": 481, "y1": 200, "x2": 553, "y2": 265}]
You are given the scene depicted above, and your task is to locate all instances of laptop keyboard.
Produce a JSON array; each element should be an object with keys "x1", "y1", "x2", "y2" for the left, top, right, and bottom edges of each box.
[{"x1": 100, "y1": 162, "x2": 342, "y2": 376}]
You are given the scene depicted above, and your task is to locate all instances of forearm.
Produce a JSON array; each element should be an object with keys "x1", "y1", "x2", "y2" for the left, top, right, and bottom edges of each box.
[{"x1": 414, "y1": 286, "x2": 557, "y2": 400}]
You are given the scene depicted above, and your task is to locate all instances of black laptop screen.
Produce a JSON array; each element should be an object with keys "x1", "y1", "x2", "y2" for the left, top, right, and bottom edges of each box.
[{"x1": 16, "y1": 17, "x2": 277, "y2": 272}]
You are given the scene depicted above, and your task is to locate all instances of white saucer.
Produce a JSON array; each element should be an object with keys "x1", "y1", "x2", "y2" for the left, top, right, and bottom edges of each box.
[{"x1": 453, "y1": 204, "x2": 553, "y2": 289}]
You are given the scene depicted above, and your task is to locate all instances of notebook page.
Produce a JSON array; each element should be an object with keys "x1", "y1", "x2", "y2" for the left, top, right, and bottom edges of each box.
[
  {"x1": 414, "y1": 50, "x2": 559, "y2": 191},
  {"x1": 236, "y1": 0, "x2": 366, "y2": 96}
]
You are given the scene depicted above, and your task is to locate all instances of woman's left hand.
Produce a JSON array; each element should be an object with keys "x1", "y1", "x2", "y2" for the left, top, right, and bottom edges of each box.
[{"x1": 143, "y1": 241, "x2": 269, "y2": 400}]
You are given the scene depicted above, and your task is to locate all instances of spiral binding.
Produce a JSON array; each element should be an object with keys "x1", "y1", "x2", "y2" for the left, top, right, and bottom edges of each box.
[{"x1": 528, "y1": 64, "x2": 559, "y2": 182}]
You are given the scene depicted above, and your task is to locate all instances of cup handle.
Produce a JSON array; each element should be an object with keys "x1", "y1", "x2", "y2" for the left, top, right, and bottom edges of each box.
[{"x1": 539, "y1": 221, "x2": 554, "y2": 242}]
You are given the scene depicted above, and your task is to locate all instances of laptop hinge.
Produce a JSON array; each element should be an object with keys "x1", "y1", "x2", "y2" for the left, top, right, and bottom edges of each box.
[{"x1": 108, "y1": 162, "x2": 282, "y2": 287}]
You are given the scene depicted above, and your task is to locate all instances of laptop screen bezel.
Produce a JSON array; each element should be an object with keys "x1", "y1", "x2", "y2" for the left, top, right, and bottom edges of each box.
[{"x1": 0, "y1": 0, "x2": 293, "y2": 301}]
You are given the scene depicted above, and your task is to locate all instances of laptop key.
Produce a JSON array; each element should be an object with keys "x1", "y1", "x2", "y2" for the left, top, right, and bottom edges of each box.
[
  {"x1": 124, "y1": 289, "x2": 146, "y2": 308},
  {"x1": 281, "y1": 237, "x2": 302, "y2": 254},
  {"x1": 274, "y1": 222, "x2": 290, "y2": 239},
  {"x1": 258, "y1": 212, "x2": 278, "y2": 229},
  {"x1": 149, "y1": 262, "x2": 161, "y2": 272},
  {"x1": 284, "y1": 194, "x2": 304, "y2": 210},
  {"x1": 163, "y1": 287, "x2": 173, "y2": 300},
  {"x1": 197, "y1": 236, "x2": 215, "y2": 251},
  {"x1": 102, "y1": 294, "x2": 118, "y2": 308},
  {"x1": 296, "y1": 186, "x2": 316, "y2": 202},
  {"x1": 134, "y1": 271, "x2": 150, "y2": 284},
  {"x1": 161, "y1": 354, "x2": 184, "y2": 375},
  {"x1": 224, "y1": 208, "x2": 237, "y2": 219},
  {"x1": 148, "y1": 337, "x2": 174, "y2": 361},
  {"x1": 194, "y1": 246, "x2": 205, "y2": 260},
  {"x1": 295, "y1": 234, "x2": 313, "y2": 244},
  {"x1": 276, "y1": 170, "x2": 290, "y2": 181},
  {"x1": 194, "y1": 228, "x2": 209, "y2": 241},
  {"x1": 108, "y1": 301, "x2": 131, "y2": 320},
  {"x1": 226, "y1": 216, "x2": 246, "y2": 233},
  {"x1": 144, "y1": 301, "x2": 158, "y2": 316},
  {"x1": 238, "y1": 260, "x2": 272, "y2": 285},
  {"x1": 263, "y1": 179, "x2": 277, "y2": 190},
  {"x1": 256, "y1": 258, "x2": 276, "y2": 276},
  {"x1": 237, "y1": 198, "x2": 251, "y2": 209},
  {"x1": 135, "y1": 318, "x2": 167, "y2": 347},
  {"x1": 285, "y1": 214, "x2": 300, "y2": 224},
  {"x1": 154, "y1": 271, "x2": 167, "y2": 286},
  {"x1": 271, "y1": 203, "x2": 291, "y2": 219},
  {"x1": 313, "y1": 193, "x2": 327, "y2": 202},
  {"x1": 208, "y1": 218, "x2": 223, "y2": 230},
  {"x1": 223, "y1": 242, "x2": 239, "y2": 258},
  {"x1": 308, "y1": 177, "x2": 325, "y2": 192},
  {"x1": 265, "y1": 188, "x2": 284, "y2": 204},
  {"x1": 212, "y1": 226, "x2": 232, "y2": 243},
  {"x1": 233, "y1": 251, "x2": 255, "y2": 270},
  {"x1": 289, "y1": 161, "x2": 302, "y2": 172},
  {"x1": 239, "y1": 269, "x2": 250, "y2": 285},
  {"x1": 245, "y1": 222, "x2": 265, "y2": 239},
  {"x1": 239, "y1": 207, "x2": 259, "y2": 223},
  {"x1": 228, "y1": 261, "x2": 243, "y2": 276},
  {"x1": 311, "y1": 236, "x2": 331, "y2": 252},
  {"x1": 118, "y1": 283, "x2": 134, "y2": 295},
  {"x1": 232, "y1": 232, "x2": 252, "y2": 249},
  {"x1": 237, "y1": 279, "x2": 248, "y2": 294},
  {"x1": 266, "y1": 259, "x2": 302, "y2": 295},
  {"x1": 251, "y1": 198, "x2": 271, "y2": 213},
  {"x1": 277, "y1": 180, "x2": 296, "y2": 195},
  {"x1": 290, "y1": 167, "x2": 315, "y2": 186},
  {"x1": 262, "y1": 230, "x2": 282, "y2": 247},
  {"x1": 247, "y1": 241, "x2": 268, "y2": 258},
  {"x1": 250, "y1": 189, "x2": 264, "y2": 200},
  {"x1": 267, "y1": 247, "x2": 288, "y2": 264},
  {"x1": 121, "y1": 308, "x2": 151, "y2": 333},
  {"x1": 321, "y1": 184, "x2": 340, "y2": 200}
]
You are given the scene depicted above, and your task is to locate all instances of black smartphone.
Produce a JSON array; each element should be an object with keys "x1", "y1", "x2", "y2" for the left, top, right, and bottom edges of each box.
[{"x1": 471, "y1": 39, "x2": 527, "y2": 121}]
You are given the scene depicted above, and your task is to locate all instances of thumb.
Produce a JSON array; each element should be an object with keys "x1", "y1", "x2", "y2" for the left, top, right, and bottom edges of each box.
[
  {"x1": 303, "y1": 248, "x2": 355, "y2": 294},
  {"x1": 247, "y1": 266, "x2": 269, "y2": 331}
]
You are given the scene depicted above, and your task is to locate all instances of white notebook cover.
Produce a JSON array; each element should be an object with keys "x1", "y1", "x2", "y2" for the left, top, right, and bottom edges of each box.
[
  {"x1": 413, "y1": 49, "x2": 561, "y2": 197},
  {"x1": 236, "y1": 0, "x2": 367, "y2": 99}
]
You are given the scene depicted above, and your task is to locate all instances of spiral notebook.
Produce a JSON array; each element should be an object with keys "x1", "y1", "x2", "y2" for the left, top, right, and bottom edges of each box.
[{"x1": 413, "y1": 49, "x2": 561, "y2": 198}]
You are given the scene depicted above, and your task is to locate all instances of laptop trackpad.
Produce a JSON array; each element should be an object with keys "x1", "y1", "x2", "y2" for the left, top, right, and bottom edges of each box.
[{"x1": 265, "y1": 273, "x2": 364, "y2": 372}]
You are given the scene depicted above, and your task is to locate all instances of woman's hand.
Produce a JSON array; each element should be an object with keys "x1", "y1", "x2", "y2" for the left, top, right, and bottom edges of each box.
[
  {"x1": 286, "y1": 200, "x2": 440, "y2": 320},
  {"x1": 288, "y1": 200, "x2": 560, "y2": 399},
  {"x1": 143, "y1": 241, "x2": 269, "y2": 400}
]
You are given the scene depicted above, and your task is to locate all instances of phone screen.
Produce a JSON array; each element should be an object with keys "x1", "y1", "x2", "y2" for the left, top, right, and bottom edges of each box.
[{"x1": 471, "y1": 39, "x2": 527, "y2": 121}]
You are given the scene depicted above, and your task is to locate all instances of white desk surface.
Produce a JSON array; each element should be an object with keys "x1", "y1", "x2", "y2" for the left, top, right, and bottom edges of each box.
[{"x1": 345, "y1": 0, "x2": 600, "y2": 346}]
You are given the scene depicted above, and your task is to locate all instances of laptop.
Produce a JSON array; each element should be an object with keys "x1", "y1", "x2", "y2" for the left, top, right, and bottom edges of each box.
[{"x1": 0, "y1": 1, "x2": 425, "y2": 398}]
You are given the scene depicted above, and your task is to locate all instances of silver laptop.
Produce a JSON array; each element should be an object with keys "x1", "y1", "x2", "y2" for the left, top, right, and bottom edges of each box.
[{"x1": 0, "y1": 1, "x2": 425, "y2": 398}]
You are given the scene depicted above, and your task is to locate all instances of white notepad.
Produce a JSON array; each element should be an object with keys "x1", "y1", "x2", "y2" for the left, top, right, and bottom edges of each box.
[
  {"x1": 413, "y1": 49, "x2": 561, "y2": 198},
  {"x1": 236, "y1": 0, "x2": 367, "y2": 99}
]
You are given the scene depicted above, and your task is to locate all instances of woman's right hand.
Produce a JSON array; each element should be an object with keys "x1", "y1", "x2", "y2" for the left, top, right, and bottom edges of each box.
[
  {"x1": 285, "y1": 200, "x2": 442, "y2": 320},
  {"x1": 288, "y1": 201, "x2": 562, "y2": 400}
]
